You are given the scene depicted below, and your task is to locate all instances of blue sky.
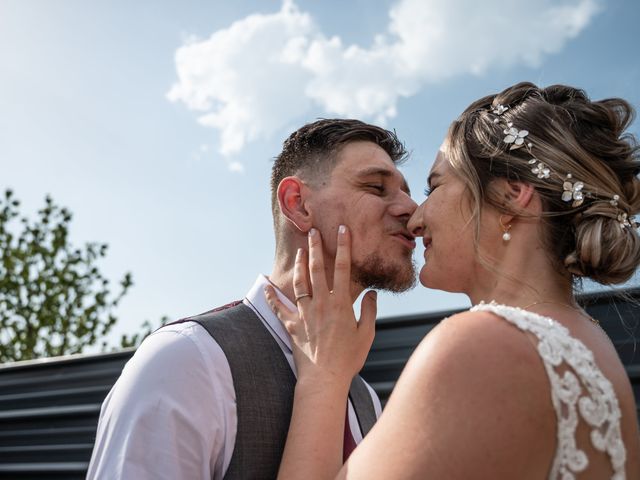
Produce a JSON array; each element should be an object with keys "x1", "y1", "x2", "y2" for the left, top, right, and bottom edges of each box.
[{"x1": 2, "y1": 0, "x2": 639, "y2": 348}]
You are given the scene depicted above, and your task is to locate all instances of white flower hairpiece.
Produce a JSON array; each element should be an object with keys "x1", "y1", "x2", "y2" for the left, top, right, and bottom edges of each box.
[
  {"x1": 503, "y1": 125, "x2": 529, "y2": 150},
  {"x1": 561, "y1": 174, "x2": 584, "y2": 208},
  {"x1": 490, "y1": 103, "x2": 637, "y2": 229},
  {"x1": 617, "y1": 212, "x2": 639, "y2": 229}
]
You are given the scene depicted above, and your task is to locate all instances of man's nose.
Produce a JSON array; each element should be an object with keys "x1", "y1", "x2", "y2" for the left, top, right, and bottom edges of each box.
[{"x1": 390, "y1": 191, "x2": 418, "y2": 218}]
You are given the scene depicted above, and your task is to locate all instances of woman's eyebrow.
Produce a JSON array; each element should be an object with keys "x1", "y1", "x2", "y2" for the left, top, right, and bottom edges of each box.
[{"x1": 427, "y1": 171, "x2": 442, "y2": 187}]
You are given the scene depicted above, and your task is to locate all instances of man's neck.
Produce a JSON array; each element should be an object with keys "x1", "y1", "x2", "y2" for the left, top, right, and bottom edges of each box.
[{"x1": 269, "y1": 262, "x2": 363, "y2": 304}]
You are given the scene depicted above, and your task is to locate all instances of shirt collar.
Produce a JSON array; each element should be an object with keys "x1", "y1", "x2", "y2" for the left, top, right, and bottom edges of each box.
[{"x1": 243, "y1": 274, "x2": 295, "y2": 352}]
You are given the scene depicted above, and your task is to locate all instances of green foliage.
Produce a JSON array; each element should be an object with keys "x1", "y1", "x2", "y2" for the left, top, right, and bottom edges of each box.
[
  {"x1": 0, "y1": 190, "x2": 133, "y2": 362},
  {"x1": 119, "y1": 316, "x2": 170, "y2": 349}
]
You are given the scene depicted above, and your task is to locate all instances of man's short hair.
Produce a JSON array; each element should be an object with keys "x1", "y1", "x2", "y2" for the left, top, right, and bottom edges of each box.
[{"x1": 270, "y1": 118, "x2": 407, "y2": 221}]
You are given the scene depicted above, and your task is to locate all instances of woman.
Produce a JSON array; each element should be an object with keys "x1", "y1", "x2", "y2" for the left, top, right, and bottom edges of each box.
[{"x1": 266, "y1": 82, "x2": 640, "y2": 479}]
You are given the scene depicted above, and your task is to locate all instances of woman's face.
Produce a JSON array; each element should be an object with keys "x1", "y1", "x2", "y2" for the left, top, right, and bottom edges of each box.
[{"x1": 407, "y1": 147, "x2": 482, "y2": 293}]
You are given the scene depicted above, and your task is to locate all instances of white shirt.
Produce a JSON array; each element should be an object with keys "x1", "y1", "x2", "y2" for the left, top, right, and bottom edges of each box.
[{"x1": 87, "y1": 275, "x2": 382, "y2": 480}]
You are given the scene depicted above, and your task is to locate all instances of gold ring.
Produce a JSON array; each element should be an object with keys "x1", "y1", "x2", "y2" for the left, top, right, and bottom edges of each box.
[{"x1": 295, "y1": 293, "x2": 312, "y2": 302}]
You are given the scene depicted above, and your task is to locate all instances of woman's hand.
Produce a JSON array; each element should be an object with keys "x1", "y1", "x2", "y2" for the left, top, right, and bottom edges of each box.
[{"x1": 265, "y1": 225, "x2": 377, "y2": 387}]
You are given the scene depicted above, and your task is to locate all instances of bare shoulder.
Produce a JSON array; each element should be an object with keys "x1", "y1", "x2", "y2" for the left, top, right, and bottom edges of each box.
[
  {"x1": 345, "y1": 309, "x2": 557, "y2": 478},
  {"x1": 407, "y1": 309, "x2": 539, "y2": 377}
]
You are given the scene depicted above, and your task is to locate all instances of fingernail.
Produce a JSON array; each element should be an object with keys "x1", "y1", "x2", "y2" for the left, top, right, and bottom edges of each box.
[
  {"x1": 338, "y1": 225, "x2": 346, "y2": 234},
  {"x1": 309, "y1": 228, "x2": 317, "y2": 237},
  {"x1": 371, "y1": 290, "x2": 377, "y2": 300},
  {"x1": 296, "y1": 247, "x2": 303, "y2": 257}
]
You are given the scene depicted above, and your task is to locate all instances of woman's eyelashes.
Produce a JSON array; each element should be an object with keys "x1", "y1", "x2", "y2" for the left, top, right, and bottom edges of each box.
[{"x1": 424, "y1": 183, "x2": 440, "y2": 198}]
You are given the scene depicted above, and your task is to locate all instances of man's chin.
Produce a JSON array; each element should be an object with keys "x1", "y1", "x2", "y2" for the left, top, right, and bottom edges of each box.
[{"x1": 352, "y1": 255, "x2": 417, "y2": 293}]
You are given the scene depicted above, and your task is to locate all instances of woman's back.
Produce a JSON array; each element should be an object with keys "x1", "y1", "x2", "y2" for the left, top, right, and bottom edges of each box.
[
  {"x1": 471, "y1": 303, "x2": 640, "y2": 479},
  {"x1": 339, "y1": 306, "x2": 640, "y2": 479}
]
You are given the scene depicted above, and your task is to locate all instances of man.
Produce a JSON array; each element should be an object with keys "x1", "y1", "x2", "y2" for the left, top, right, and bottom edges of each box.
[{"x1": 87, "y1": 119, "x2": 417, "y2": 479}]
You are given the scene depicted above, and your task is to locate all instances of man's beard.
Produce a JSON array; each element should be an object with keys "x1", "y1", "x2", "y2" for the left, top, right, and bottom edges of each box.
[{"x1": 352, "y1": 251, "x2": 416, "y2": 293}]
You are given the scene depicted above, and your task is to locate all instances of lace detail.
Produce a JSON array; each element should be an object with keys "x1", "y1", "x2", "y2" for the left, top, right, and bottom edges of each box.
[{"x1": 471, "y1": 302, "x2": 626, "y2": 480}]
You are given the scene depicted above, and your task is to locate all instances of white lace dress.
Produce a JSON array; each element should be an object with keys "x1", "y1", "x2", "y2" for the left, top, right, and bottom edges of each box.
[{"x1": 471, "y1": 302, "x2": 627, "y2": 480}]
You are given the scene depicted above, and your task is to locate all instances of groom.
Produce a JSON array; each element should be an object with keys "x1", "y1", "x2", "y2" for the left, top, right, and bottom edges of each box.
[{"x1": 87, "y1": 118, "x2": 417, "y2": 479}]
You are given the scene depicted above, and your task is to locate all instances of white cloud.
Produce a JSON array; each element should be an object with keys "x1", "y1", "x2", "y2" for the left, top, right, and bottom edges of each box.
[
  {"x1": 167, "y1": 0, "x2": 316, "y2": 156},
  {"x1": 227, "y1": 161, "x2": 245, "y2": 173},
  {"x1": 168, "y1": 0, "x2": 602, "y2": 157}
]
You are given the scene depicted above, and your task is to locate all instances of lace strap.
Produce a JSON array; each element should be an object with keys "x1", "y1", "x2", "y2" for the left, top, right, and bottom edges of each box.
[{"x1": 470, "y1": 302, "x2": 626, "y2": 480}]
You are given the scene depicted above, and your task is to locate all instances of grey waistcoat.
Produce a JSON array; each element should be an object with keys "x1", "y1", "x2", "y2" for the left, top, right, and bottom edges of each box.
[{"x1": 183, "y1": 301, "x2": 377, "y2": 480}]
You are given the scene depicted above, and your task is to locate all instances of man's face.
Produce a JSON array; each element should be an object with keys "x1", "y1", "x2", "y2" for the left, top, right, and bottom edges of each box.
[{"x1": 308, "y1": 141, "x2": 418, "y2": 292}]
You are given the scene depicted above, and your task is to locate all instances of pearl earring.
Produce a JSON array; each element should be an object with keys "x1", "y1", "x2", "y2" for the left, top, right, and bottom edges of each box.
[{"x1": 500, "y1": 216, "x2": 512, "y2": 242}]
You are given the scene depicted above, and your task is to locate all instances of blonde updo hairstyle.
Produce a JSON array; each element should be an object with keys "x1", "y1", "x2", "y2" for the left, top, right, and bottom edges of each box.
[{"x1": 446, "y1": 82, "x2": 640, "y2": 285}]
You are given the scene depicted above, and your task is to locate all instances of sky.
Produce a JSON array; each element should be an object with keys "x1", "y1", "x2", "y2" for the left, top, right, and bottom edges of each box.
[{"x1": 1, "y1": 0, "x2": 639, "y2": 349}]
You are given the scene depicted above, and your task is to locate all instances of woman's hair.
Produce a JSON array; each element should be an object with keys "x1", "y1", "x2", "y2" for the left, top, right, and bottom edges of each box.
[{"x1": 447, "y1": 81, "x2": 640, "y2": 285}]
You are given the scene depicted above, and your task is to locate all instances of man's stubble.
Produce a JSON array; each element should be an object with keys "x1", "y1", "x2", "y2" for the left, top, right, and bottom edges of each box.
[{"x1": 352, "y1": 250, "x2": 416, "y2": 293}]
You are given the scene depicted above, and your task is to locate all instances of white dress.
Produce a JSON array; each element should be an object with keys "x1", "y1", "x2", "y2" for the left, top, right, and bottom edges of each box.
[{"x1": 471, "y1": 302, "x2": 627, "y2": 480}]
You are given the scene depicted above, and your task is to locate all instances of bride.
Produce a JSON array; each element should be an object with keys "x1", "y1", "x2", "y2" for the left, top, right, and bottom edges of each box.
[{"x1": 266, "y1": 82, "x2": 640, "y2": 479}]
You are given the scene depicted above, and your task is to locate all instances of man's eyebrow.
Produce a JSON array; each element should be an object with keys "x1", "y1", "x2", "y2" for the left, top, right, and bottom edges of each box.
[{"x1": 356, "y1": 167, "x2": 411, "y2": 195}]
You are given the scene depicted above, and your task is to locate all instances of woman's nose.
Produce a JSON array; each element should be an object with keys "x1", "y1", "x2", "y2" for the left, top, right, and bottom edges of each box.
[{"x1": 407, "y1": 203, "x2": 425, "y2": 237}]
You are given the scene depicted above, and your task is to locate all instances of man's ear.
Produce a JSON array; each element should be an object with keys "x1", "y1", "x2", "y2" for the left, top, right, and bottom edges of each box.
[{"x1": 277, "y1": 176, "x2": 312, "y2": 233}]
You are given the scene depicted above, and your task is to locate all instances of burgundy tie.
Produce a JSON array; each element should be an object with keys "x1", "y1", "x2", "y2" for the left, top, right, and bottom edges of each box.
[{"x1": 343, "y1": 406, "x2": 357, "y2": 462}]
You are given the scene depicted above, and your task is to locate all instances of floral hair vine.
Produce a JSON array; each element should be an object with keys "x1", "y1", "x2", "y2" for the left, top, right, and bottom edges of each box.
[{"x1": 490, "y1": 104, "x2": 639, "y2": 230}]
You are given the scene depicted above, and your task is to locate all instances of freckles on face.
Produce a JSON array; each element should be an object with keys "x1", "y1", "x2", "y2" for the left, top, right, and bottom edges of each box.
[{"x1": 413, "y1": 154, "x2": 478, "y2": 292}]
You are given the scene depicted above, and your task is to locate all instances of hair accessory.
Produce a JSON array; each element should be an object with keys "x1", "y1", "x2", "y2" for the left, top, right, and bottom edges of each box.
[
  {"x1": 610, "y1": 195, "x2": 620, "y2": 207},
  {"x1": 532, "y1": 161, "x2": 551, "y2": 179},
  {"x1": 561, "y1": 174, "x2": 584, "y2": 207},
  {"x1": 617, "y1": 212, "x2": 639, "y2": 230},
  {"x1": 493, "y1": 104, "x2": 509, "y2": 115},
  {"x1": 490, "y1": 103, "x2": 636, "y2": 228},
  {"x1": 503, "y1": 124, "x2": 529, "y2": 150},
  {"x1": 499, "y1": 216, "x2": 512, "y2": 242}
]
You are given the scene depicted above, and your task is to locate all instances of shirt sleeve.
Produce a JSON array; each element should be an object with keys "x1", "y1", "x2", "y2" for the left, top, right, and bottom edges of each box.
[{"x1": 86, "y1": 323, "x2": 236, "y2": 480}]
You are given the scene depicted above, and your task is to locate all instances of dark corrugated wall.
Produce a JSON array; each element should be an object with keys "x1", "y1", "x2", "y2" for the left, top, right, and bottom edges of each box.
[
  {"x1": 0, "y1": 351, "x2": 134, "y2": 479},
  {"x1": 0, "y1": 288, "x2": 638, "y2": 479},
  {"x1": 363, "y1": 289, "x2": 640, "y2": 406}
]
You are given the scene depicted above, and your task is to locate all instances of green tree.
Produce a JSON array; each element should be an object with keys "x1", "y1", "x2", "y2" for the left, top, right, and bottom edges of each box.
[
  {"x1": 0, "y1": 190, "x2": 133, "y2": 362},
  {"x1": 119, "y1": 316, "x2": 169, "y2": 349}
]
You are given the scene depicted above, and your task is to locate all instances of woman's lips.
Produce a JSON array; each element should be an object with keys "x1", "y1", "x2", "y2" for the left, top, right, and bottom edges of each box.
[{"x1": 423, "y1": 237, "x2": 432, "y2": 254}]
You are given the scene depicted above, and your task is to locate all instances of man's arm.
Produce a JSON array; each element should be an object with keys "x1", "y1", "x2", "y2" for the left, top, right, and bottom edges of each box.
[{"x1": 87, "y1": 323, "x2": 236, "y2": 480}]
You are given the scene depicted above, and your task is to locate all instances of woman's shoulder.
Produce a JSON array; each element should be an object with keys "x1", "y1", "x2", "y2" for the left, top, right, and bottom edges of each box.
[
  {"x1": 402, "y1": 307, "x2": 549, "y2": 403},
  {"x1": 417, "y1": 307, "x2": 535, "y2": 362},
  {"x1": 372, "y1": 308, "x2": 557, "y2": 478},
  {"x1": 400, "y1": 307, "x2": 556, "y2": 427}
]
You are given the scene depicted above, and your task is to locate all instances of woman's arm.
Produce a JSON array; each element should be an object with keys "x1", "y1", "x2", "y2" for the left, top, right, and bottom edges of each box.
[{"x1": 266, "y1": 226, "x2": 377, "y2": 480}]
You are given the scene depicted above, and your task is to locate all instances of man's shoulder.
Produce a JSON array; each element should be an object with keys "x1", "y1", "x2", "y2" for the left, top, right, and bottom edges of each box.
[
  {"x1": 128, "y1": 320, "x2": 220, "y2": 378},
  {"x1": 164, "y1": 300, "x2": 247, "y2": 328},
  {"x1": 146, "y1": 300, "x2": 249, "y2": 344},
  {"x1": 132, "y1": 300, "x2": 257, "y2": 371}
]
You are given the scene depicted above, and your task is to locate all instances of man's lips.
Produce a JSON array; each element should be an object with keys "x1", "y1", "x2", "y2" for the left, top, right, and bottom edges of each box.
[
  {"x1": 423, "y1": 237, "x2": 432, "y2": 251},
  {"x1": 392, "y1": 232, "x2": 416, "y2": 249}
]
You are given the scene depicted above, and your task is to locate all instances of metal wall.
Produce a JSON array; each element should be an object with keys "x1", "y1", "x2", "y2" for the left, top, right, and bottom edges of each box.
[
  {"x1": 0, "y1": 289, "x2": 638, "y2": 479},
  {"x1": 0, "y1": 351, "x2": 134, "y2": 479}
]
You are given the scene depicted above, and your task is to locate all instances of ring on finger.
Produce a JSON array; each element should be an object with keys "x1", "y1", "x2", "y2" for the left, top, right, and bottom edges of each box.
[{"x1": 295, "y1": 293, "x2": 312, "y2": 302}]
